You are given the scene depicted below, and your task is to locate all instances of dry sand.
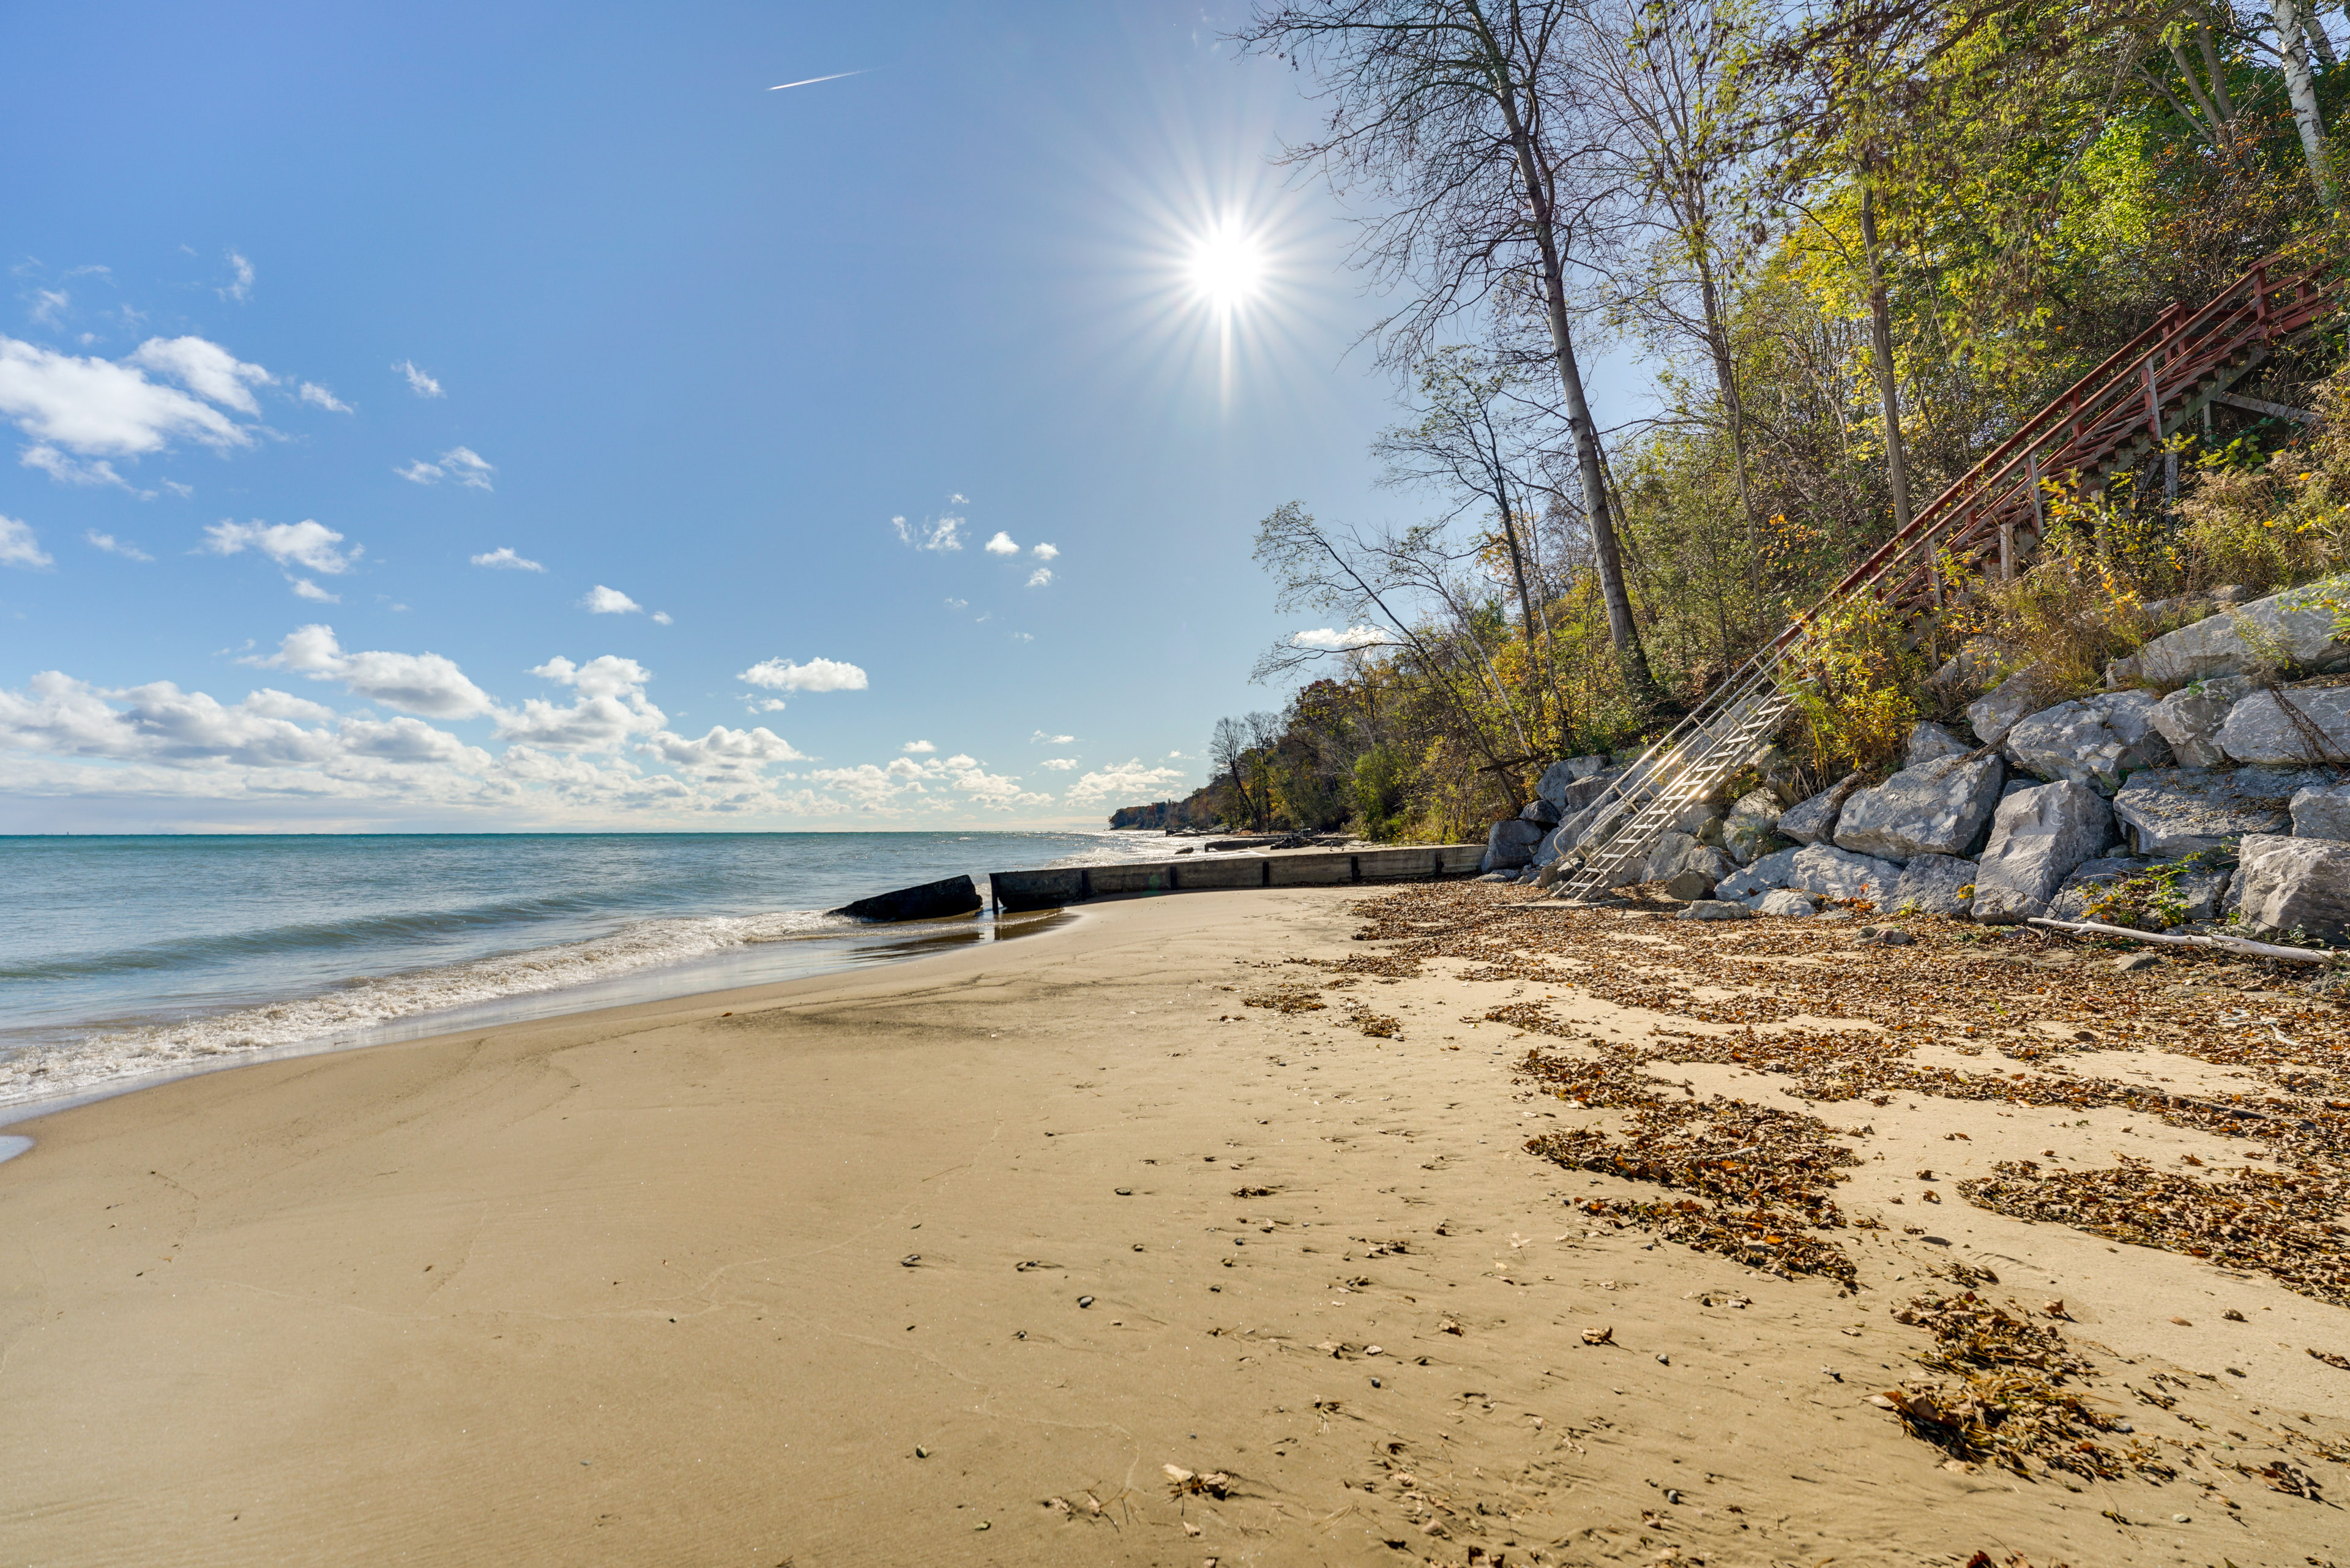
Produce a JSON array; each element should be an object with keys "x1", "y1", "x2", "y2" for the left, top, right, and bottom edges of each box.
[{"x1": 3, "y1": 884, "x2": 2348, "y2": 1567}]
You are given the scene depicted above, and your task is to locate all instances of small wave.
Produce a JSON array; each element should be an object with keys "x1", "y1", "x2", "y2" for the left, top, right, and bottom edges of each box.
[
  {"x1": 0, "y1": 908, "x2": 849, "y2": 1108},
  {"x1": 0, "y1": 889, "x2": 621, "y2": 982}
]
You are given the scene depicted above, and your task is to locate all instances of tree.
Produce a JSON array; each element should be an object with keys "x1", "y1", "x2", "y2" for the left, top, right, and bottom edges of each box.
[{"x1": 1230, "y1": 0, "x2": 1659, "y2": 701}]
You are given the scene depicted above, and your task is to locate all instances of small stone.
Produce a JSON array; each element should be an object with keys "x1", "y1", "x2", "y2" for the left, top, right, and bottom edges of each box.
[
  {"x1": 1115, "y1": 1187, "x2": 1133, "y2": 1195},
  {"x1": 2173, "y1": 1514, "x2": 2191, "y2": 1523},
  {"x1": 2114, "y1": 953, "x2": 2159, "y2": 972},
  {"x1": 1655, "y1": 1353, "x2": 1669, "y2": 1365},
  {"x1": 914, "y1": 1445, "x2": 930, "y2": 1458},
  {"x1": 901, "y1": 1253, "x2": 920, "y2": 1267},
  {"x1": 1078, "y1": 1295, "x2": 1095, "y2": 1308}
]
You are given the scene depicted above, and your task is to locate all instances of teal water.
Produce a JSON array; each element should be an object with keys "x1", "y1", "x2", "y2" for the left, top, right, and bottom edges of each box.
[{"x1": 0, "y1": 831, "x2": 1168, "y2": 1111}]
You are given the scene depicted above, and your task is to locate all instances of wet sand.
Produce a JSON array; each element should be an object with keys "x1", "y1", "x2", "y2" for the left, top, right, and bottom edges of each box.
[{"x1": 3, "y1": 884, "x2": 2346, "y2": 1567}]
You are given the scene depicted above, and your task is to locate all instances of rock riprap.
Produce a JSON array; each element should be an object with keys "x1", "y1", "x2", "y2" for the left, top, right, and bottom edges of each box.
[
  {"x1": 1970, "y1": 780, "x2": 2116, "y2": 924},
  {"x1": 1889, "y1": 853, "x2": 1980, "y2": 917},
  {"x1": 2122, "y1": 574, "x2": 2350, "y2": 685},
  {"x1": 2216, "y1": 684, "x2": 2350, "y2": 766},
  {"x1": 2003, "y1": 689, "x2": 2171, "y2": 792},
  {"x1": 2228, "y1": 834, "x2": 2350, "y2": 943},
  {"x1": 2110, "y1": 766, "x2": 2322, "y2": 856},
  {"x1": 1775, "y1": 774, "x2": 1864, "y2": 845},
  {"x1": 1833, "y1": 753, "x2": 2004, "y2": 861}
]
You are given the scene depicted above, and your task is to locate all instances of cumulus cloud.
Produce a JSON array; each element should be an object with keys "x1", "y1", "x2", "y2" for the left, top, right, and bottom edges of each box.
[
  {"x1": 1026, "y1": 567, "x2": 1053, "y2": 588},
  {"x1": 943, "y1": 597, "x2": 967, "y2": 610},
  {"x1": 258, "y1": 624, "x2": 496, "y2": 719},
  {"x1": 984, "y1": 530, "x2": 1018, "y2": 555},
  {"x1": 395, "y1": 360, "x2": 444, "y2": 398},
  {"x1": 1064, "y1": 758, "x2": 1186, "y2": 805},
  {"x1": 652, "y1": 611, "x2": 673, "y2": 625},
  {"x1": 581, "y1": 584, "x2": 641, "y2": 614},
  {"x1": 1, "y1": 515, "x2": 53, "y2": 568},
  {"x1": 0, "y1": 334, "x2": 266, "y2": 469},
  {"x1": 471, "y1": 547, "x2": 545, "y2": 572},
  {"x1": 222, "y1": 251, "x2": 255, "y2": 304},
  {"x1": 639, "y1": 725, "x2": 805, "y2": 768},
  {"x1": 891, "y1": 512, "x2": 963, "y2": 551},
  {"x1": 297, "y1": 381, "x2": 351, "y2": 413},
  {"x1": 289, "y1": 578, "x2": 339, "y2": 603},
  {"x1": 901, "y1": 739, "x2": 936, "y2": 753},
  {"x1": 1031, "y1": 542, "x2": 1058, "y2": 561},
  {"x1": 494, "y1": 655, "x2": 665, "y2": 752},
  {"x1": 1038, "y1": 757, "x2": 1076, "y2": 771},
  {"x1": 737, "y1": 657, "x2": 868, "y2": 693},
  {"x1": 808, "y1": 750, "x2": 1050, "y2": 812},
  {"x1": 398, "y1": 446, "x2": 494, "y2": 490},
  {"x1": 85, "y1": 529, "x2": 151, "y2": 561},
  {"x1": 204, "y1": 518, "x2": 359, "y2": 576},
  {"x1": 1289, "y1": 625, "x2": 1394, "y2": 650},
  {"x1": 129, "y1": 337, "x2": 272, "y2": 414},
  {"x1": 1031, "y1": 731, "x2": 1073, "y2": 744}
]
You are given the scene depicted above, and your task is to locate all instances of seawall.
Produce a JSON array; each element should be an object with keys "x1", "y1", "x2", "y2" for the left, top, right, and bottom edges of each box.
[{"x1": 988, "y1": 843, "x2": 1484, "y2": 914}]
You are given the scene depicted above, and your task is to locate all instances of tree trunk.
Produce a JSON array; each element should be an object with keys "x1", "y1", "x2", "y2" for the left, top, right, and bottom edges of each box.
[
  {"x1": 1858, "y1": 181, "x2": 1914, "y2": 534},
  {"x1": 1489, "y1": 86, "x2": 1657, "y2": 703},
  {"x1": 2275, "y1": 0, "x2": 2335, "y2": 203},
  {"x1": 1690, "y1": 236, "x2": 1757, "y2": 596}
]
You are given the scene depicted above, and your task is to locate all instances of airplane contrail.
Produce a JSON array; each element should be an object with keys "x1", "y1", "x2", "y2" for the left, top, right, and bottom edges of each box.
[{"x1": 769, "y1": 70, "x2": 867, "y2": 92}]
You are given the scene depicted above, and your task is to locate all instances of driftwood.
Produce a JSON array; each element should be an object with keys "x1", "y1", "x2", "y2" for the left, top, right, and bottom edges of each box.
[{"x1": 2026, "y1": 915, "x2": 2344, "y2": 966}]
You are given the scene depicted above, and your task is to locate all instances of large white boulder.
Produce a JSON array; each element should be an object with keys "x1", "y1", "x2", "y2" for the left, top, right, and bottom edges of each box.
[
  {"x1": 2110, "y1": 766, "x2": 2320, "y2": 856},
  {"x1": 1904, "y1": 720, "x2": 1972, "y2": 767},
  {"x1": 1775, "y1": 774, "x2": 1864, "y2": 845},
  {"x1": 1535, "y1": 755, "x2": 1613, "y2": 807},
  {"x1": 1720, "y1": 787, "x2": 1786, "y2": 864},
  {"x1": 1967, "y1": 666, "x2": 2057, "y2": 745},
  {"x1": 1715, "y1": 846, "x2": 1798, "y2": 902},
  {"x1": 2228, "y1": 834, "x2": 2350, "y2": 944},
  {"x1": 1889, "y1": 853, "x2": 1979, "y2": 917},
  {"x1": 2127, "y1": 574, "x2": 2350, "y2": 685},
  {"x1": 1781, "y1": 842, "x2": 1901, "y2": 905},
  {"x1": 2294, "y1": 780, "x2": 2350, "y2": 841},
  {"x1": 1480, "y1": 817, "x2": 1548, "y2": 872},
  {"x1": 2004, "y1": 689, "x2": 2172, "y2": 792},
  {"x1": 1833, "y1": 753, "x2": 2005, "y2": 862},
  {"x1": 1754, "y1": 888, "x2": 1819, "y2": 917},
  {"x1": 1969, "y1": 780, "x2": 2116, "y2": 924},
  {"x1": 2218, "y1": 685, "x2": 2350, "y2": 766},
  {"x1": 2150, "y1": 676, "x2": 2258, "y2": 767}
]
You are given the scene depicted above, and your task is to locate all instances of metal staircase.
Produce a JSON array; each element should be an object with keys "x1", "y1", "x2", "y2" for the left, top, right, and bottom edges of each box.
[{"x1": 1552, "y1": 253, "x2": 2342, "y2": 903}]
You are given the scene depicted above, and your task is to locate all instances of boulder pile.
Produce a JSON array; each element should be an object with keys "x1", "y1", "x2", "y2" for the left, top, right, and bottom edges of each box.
[{"x1": 1477, "y1": 576, "x2": 2350, "y2": 943}]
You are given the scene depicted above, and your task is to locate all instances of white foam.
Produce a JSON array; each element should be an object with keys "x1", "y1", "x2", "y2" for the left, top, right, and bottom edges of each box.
[{"x1": 0, "y1": 909, "x2": 849, "y2": 1108}]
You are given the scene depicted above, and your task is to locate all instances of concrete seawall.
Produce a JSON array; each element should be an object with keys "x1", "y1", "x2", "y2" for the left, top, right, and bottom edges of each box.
[{"x1": 988, "y1": 844, "x2": 1485, "y2": 914}]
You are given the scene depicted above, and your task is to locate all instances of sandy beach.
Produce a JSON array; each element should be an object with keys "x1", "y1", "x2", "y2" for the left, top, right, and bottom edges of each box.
[{"x1": 5, "y1": 882, "x2": 2349, "y2": 1567}]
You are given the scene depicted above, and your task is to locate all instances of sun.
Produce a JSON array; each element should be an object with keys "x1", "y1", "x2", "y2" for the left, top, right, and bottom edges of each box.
[{"x1": 1187, "y1": 224, "x2": 1266, "y2": 312}]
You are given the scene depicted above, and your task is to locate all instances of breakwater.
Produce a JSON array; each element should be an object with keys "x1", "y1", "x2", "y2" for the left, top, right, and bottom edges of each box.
[{"x1": 988, "y1": 844, "x2": 1483, "y2": 914}]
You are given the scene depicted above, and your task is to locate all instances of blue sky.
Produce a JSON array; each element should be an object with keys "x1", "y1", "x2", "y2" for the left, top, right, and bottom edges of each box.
[{"x1": 0, "y1": 2, "x2": 1612, "y2": 832}]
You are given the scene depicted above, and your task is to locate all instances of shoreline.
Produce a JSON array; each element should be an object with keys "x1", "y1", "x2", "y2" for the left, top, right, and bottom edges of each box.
[{"x1": 4, "y1": 884, "x2": 2347, "y2": 1566}]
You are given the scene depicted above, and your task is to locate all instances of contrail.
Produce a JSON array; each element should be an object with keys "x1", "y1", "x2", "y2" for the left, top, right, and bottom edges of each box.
[{"x1": 769, "y1": 70, "x2": 867, "y2": 92}]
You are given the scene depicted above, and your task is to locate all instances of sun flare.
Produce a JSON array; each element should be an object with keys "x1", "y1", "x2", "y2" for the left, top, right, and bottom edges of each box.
[{"x1": 1187, "y1": 225, "x2": 1266, "y2": 311}]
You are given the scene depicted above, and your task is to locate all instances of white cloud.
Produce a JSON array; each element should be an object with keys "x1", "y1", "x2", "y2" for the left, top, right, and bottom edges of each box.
[
  {"x1": 1031, "y1": 731, "x2": 1073, "y2": 744},
  {"x1": 471, "y1": 547, "x2": 545, "y2": 572},
  {"x1": 29, "y1": 290, "x2": 69, "y2": 326},
  {"x1": 640, "y1": 725, "x2": 805, "y2": 768},
  {"x1": 129, "y1": 337, "x2": 273, "y2": 414},
  {"x1": 159, "y1": 478, "x2": 192, "y2": 498},
  {"x1": 910, "y1": 515, "x2": 963, "y2": 551},
  {"x1": 395, "y1": 359, "x2": 444, "y2": 398},
  {"x1": 901, "y1": 739, "x2": 936, "y2": 753},
  {"x1": 21, "y1": 445, "x2": 131, "y2": 488},
  {"x1": 85, "y1": 529, "x2": 151, "y2": 561},
  {"x1": 0, "y1": 334, "x2": 261, "y2": 463},
  {"x1": 1026, "y1": 567, "x2": 1053, "y2": 588},
  {"x1": 581, "y1": 584, "x2": 641, "y2": 614},
  {"x1": 808, "y1": 750, "x2": 1051, "y2": 812},
  {"x1": 1009, "y1": 631, "x2": 1034, "y2": 642},
  {"x1": 943, "y1": 597, "x2": 967, "y2": 610},
  {"x1": 289, "y1": 578, "x2": 339, "y2": 603},
  {"x1": 222, "y1": 251, "x2": 255, "y2": 304},
  {"x1": 1064, "y1": 758, "x2": 1185, "y2": 805},
  {"x1": 985, "y1": 530, "x2": 1019, "y2": 555},
  {"x1": 204, "y1": 518, "x2": 359, "y2": 576},
  {"x1": 949, "y1": 492, "x2": 969, "y2": 504},
  {"x1": 495, "y1": 655, "x2": 665, "y2": 752},
  {"x1": 1038, "y1": 757, "x2": 1076, "y2": 771},
  {"x1": 652, "y1": 611, "x2": 673, "y2": 625},
  {"x1": 752, "y1": 697, "x2": 788, "y2": 712},
  {"x1": 1031, "y1": 542, "x2": 1058, "y2": 561},
  {"x1": 737, "y1": 657, "x2": 868, "y2": 692},
  {"x1": 1, "y1": 515, "x2": 53, "y2": 569},
  {"x1": 258, "y1": 624, "x2": 496, "y2": 719},
  {"x1": 297, "y1": 381, "x2": 351, "y2": 413},
  {"x1": 398, "y1": 446, "x2": 494, "y2": 490},
  {"x1": 1289, "y1": 625, "x2": 1393, "y2": 650}
]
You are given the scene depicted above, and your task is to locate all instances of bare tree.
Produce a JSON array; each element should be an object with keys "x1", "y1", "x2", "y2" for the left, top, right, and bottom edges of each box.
[
  {"x1": 1230, "y1": 0, "x2": 1657, "y2": 701},
  {"x1": 1210, "y1": 715, "x2": 1261, "y2": 828}
]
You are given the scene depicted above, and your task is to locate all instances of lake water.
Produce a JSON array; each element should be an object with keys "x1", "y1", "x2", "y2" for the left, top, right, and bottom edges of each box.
[{"x1": 0, "y1": 831, "x2": 1173, "y2": 1114}]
